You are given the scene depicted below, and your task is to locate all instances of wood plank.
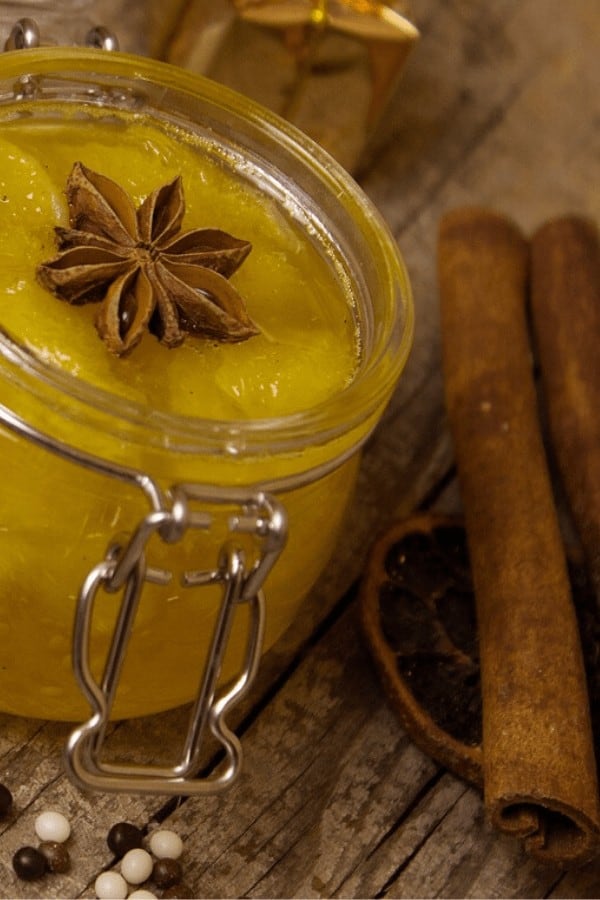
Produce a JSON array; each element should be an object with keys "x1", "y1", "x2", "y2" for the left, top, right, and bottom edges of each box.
[
  {"x1": 334, "y1": 773, "x2": 471, "y2": 898},
  {"x1": 361, "y1": 0, "x2": 600, "y2": 229},
  {"x1": 114, "y1": 605, "x2": 446, "y2": 899},
  {"x1": 381, "y1": 788, "x2": 562, "y2": 899}
]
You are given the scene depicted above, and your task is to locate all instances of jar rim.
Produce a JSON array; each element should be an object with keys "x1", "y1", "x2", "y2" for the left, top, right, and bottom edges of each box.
[{"x1": 0, "y1": 47, "x2": 414, "y2": 459}]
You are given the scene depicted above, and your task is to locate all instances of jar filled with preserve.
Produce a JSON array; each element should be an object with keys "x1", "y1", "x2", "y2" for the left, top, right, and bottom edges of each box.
[{"x1": 0, "y1": 35, "x2": 413, "y2": 792}]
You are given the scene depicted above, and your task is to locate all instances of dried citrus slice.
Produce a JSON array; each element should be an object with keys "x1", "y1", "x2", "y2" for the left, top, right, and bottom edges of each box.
[
  {"x1": 360, "y1": 514, "x2": 483, "y2": 785},
  {"x1": 361, "y1": 514, "x2": 600, "y2": 791}
]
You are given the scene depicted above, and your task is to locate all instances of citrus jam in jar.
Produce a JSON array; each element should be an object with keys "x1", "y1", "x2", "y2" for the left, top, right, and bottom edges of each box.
[{"x1": 0, "y1": 49, "x2": 413, "y2": 721}]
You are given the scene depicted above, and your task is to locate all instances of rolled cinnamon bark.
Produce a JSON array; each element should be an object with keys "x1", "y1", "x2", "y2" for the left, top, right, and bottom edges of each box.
[
  {"x1": 438, "y1": 208, "x2": 600, "y2": 864},
  {"x1": 530, "y1": 217, "x2": 600, "y2": 600}
]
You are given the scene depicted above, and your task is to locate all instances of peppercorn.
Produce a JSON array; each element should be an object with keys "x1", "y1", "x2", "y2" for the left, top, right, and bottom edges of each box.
[
  {"x1": 121, "y1": 847, "x2": 154, "y2": 885},
  {"x1": 35, "y1": 810, "x2": 71, "y2": 843},
  {"x1": 39, "y1": 840, "x2": 71, "y2": 874},
  {"x1": 152, "y1": 856, "x2": 182, "y2": 889},
  {"x1": 149, "y1": 829, "x2": 183, "y2": 860},
  {"x1": 12, "y1": 845, "x2": 48, "y2": 881},
  {"x1": 107, "y1": 821, "x2": 144, "y2": 858}
]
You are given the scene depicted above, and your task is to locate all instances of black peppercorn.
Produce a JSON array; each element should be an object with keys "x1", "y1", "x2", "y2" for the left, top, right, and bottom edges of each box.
[
  {"x1": 152, "y1": 856, "x2": 182, "y2": 889},
  {"x1": 107, "y1": 821, "x2": 144, "y2": 858},
  {"x1": 0, "y1": 783, "x2": 13, "y2": 818},
  {"x1": 39, "y1": 840, "x2": 71, "y2": 874},
  {"x1": 12, "y1": 845, "x2": 48, "y2": 881}
]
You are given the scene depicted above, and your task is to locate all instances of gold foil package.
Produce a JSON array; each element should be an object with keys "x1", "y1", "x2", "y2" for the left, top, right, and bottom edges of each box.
[{"x1": 164, "y1": 0, "x2": 419, "y2": 171}]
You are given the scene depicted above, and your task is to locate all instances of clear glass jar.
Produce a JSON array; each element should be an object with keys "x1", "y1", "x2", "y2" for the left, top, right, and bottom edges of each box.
[{"x1": 0, "y1": 47, "x2": 413, "y2": 721}]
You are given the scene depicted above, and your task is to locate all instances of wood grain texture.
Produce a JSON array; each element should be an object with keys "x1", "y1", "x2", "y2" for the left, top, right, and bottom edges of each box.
[{"x1": 0, "y1": 0, "x2": 598, "y2": 896}]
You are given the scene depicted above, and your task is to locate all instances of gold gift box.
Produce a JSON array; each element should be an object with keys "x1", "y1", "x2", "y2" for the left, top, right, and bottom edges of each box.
[{"x1": 159, "y1": 0, "x2": 419, "y2": 172}]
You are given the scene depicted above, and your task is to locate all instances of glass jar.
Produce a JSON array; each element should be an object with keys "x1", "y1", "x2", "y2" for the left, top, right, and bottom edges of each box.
[{"x1": 0, "y1": 48, "x2": 413, "y2": 731}]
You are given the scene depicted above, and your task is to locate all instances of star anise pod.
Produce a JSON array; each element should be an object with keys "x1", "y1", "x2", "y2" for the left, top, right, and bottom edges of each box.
[{"x1": 37, "y1": 162, "x2": 259, "y2": 355}]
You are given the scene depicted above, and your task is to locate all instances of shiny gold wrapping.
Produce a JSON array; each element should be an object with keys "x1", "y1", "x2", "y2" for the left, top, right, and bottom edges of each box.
[{"x1": 163, "y1": 0, "x2": 419, "y2": 171}]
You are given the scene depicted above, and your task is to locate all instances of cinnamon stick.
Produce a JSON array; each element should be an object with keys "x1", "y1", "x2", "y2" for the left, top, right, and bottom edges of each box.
[
  {"x1": 438, "y1": 208, "x2": 600, "y2": 864},
  {"x1": 530, "y1": 217, "x2": 600, "y2": 601}
]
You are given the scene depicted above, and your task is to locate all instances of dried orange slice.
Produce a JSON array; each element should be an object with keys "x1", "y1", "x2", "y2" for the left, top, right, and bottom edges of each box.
[{"x1": 360, "y1": 514, "x2": 483, "y2": 785}]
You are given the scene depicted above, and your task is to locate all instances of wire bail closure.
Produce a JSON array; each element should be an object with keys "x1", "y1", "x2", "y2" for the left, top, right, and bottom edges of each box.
[
  {"x1": 0, "y1": 399, "x2": 287, "y2": 795},
  {"x1": 3, "y1": 17, "x2": 119, "y2": 52},
  {"x1": 66, "y1": 485, "x2": 287, "y2": 795}
]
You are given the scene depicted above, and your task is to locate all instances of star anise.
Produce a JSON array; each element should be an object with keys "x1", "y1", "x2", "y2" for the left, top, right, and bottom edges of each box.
[{"x1": 36, "y1": 162, "x2": 259, "y2": 355}]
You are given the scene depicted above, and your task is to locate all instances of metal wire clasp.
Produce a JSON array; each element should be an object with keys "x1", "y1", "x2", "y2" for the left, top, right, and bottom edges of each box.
[
  {"x1": 64, "y1": 485, "x2": 287, "y2": 795},
  {"x1": 4, "y1": 17, "x2": 119, "y2": 52}
]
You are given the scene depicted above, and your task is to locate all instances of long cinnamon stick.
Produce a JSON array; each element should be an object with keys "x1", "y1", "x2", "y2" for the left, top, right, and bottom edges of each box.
[
  {"x1": 438, "y1": 208, "x2": 600, "y2": 864},
  {"x1": 530, "y1": 217, "x2": 600, "y2": 601}
]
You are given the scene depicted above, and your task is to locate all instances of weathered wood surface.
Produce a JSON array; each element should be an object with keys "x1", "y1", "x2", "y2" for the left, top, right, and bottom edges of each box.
[{"x1": 0, "y1": 0, "x2": 598, "y2": 897}]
